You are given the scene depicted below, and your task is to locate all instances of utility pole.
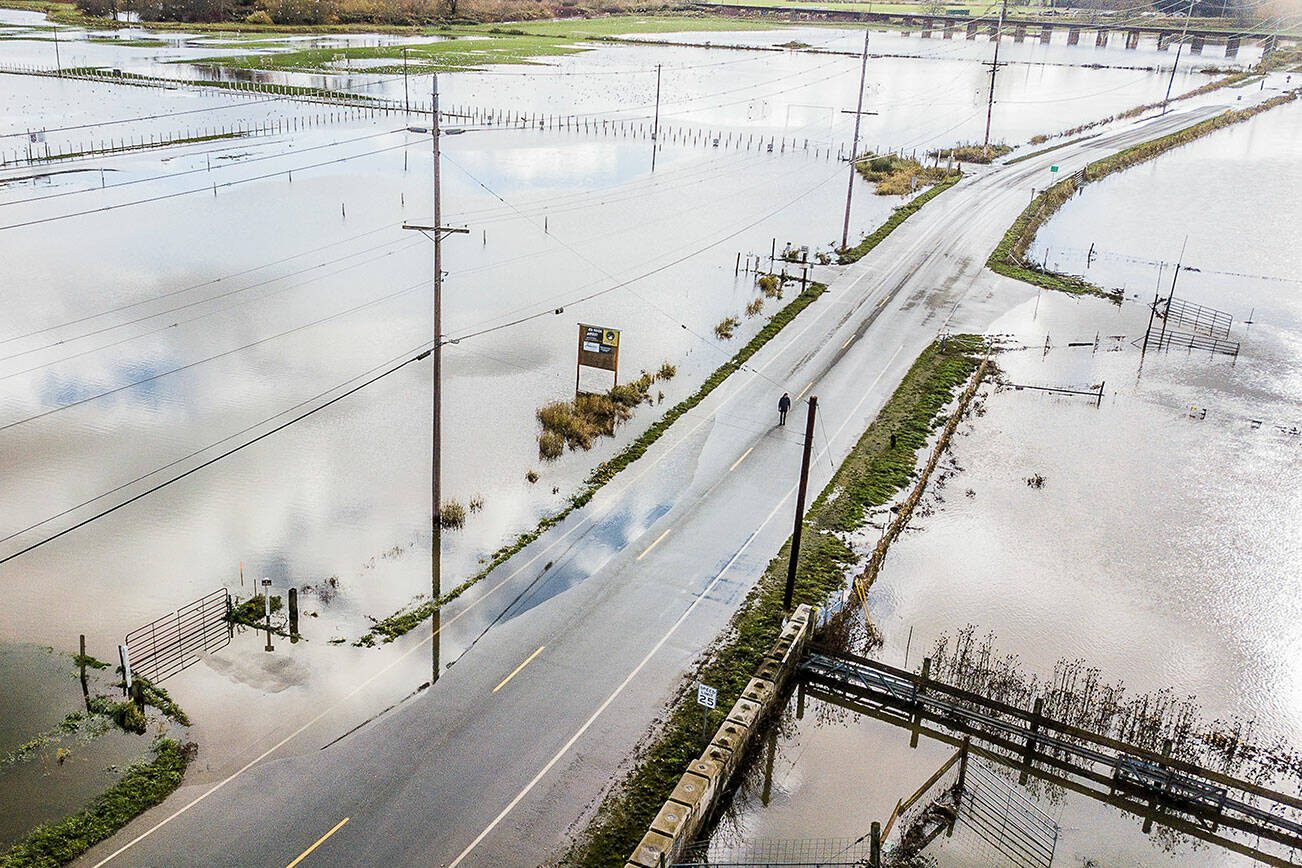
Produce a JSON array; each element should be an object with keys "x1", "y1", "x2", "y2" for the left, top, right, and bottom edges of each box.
[
  {"x1": 783, "y1": 396, "x2": 818, "y2": 613},
  {"x1": 840, "y1": 29, "x2": 872, "y2": 252},
  {"x1": 651, "y1": 63, "x2": 662, "y2": 172},
  {"x1": 403, "y1": 74, "x2": 468, "y2": 685},
  {"x1": 402, "y1": 48, "x2": 409, "y2": 115},
  {"x1": 1162, "y1": 0, "x2": 1197, "y2": 115},
  {"x1": 982, "y1": 0, "x2": 1008, "y2": 158}
]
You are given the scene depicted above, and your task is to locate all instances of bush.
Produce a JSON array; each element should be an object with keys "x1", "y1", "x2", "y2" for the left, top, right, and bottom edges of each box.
[
  {"x1": 745, "y1": 298, "x2": 764, "y2": 318},
  {"x1": 656, "y1": 362, "x2": 677, "y2": 381},
  {"x1": 714, "y1": 316, "x2": 740, "y2": 340},
  {"x1": 757, "y1": 274, "x2": 781, "y2": 298},
  {"x1": 525, "y1": 469, "x2": 540, "y2": 483},
  {"x1": 538, "y1": 431, "x2": 565, "y2": 461},
  {"x1": 245, "y1": 8, "x2": 273, "y2": 22},
  {"x1": 440, "y1": 500, "x2": 466, "y2": 529}
]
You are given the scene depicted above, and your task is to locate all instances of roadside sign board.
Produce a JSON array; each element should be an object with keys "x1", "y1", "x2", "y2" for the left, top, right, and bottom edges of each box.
[
  {"x1": 577, "y1": 323, "x2": 620, "y2": 373},
  {"x1": 697, "y1": 684, "x2": 717, "y2": 709},
  {"x1": 1050, "y1": 165, "x2": 1059, "y2": 173}
]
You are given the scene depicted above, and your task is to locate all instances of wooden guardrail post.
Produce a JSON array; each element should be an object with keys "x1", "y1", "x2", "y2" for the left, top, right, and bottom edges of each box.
[
  {"x1": 911, "y1": 657, "x2": 930, "y2": 748},
  {"x1": 869, "y1": 821, "x2": 881, "y2": 867},
  {"x1": 1021, "y1": 696, "x2": 1044, "y2": 784}
]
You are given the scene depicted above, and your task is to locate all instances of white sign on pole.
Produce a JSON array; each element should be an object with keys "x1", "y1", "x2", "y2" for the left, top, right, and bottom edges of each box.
[{"x1": 696, "y1": 683, "x2": 717, "y2": 709}]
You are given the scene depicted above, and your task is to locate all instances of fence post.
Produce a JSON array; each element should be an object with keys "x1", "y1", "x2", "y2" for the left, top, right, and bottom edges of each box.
[
  {"x1": 911, "y1": 657, "x2": 930, "y2": 748},
  {"x1": 119, "y1": 643, "x2": 132, "y2": 696},
  {"x1": 869, "y1": 821, "x2": 881, "y2": 867},
  {"x1": 1021, "y1": 697, "x2": 1043, "y2": 784},
  {"x1": 289, "y1": 587, "x2": 299, "y2": 641}
]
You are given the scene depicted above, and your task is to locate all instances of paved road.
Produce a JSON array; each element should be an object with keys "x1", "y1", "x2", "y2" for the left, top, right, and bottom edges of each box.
[{"x1": 81, "y1": 99, "x2": 1242, "y2": 868}]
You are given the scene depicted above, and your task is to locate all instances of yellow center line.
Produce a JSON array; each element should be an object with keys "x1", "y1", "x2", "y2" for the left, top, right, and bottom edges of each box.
[
  {"x1": 285, "y1": 817, "x2": 349, "y2": 868},
  {"x1": 493, "y1": 645, "x2": 546, "y2": 694},
  {"x1": 636, "y1": 527, "x2": 673, "y2": 561},
  {"x1": 728, "y1": 446, "x2": 755, "y2": 473},
  {"x1": 796, "y1": 380, "x2": 814, "y2": 399}
]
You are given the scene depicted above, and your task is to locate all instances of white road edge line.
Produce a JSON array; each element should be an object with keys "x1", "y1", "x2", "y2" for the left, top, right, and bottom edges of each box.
[{"x1": 447, "y1": 343, "x2": 903, "y2": 868}]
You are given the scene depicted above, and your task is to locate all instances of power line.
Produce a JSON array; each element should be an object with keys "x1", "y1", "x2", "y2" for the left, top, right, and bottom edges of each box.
[
  {"x1": 0, "y1": 238, "x2": 423, "y2": 378},
  {"x1": 0, "y1": 137, "x2": 423, "y2": 231},
  {"x1": 0, "y1": 278, "x2": 426, "y2": 432},
  {"x1": 0, "y1": 340, "x2": 434, "y2": 565}
]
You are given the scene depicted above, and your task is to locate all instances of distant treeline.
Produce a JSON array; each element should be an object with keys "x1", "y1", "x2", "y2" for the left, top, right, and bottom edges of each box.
[{"x1": 72, "y1": 0, "x2": 685, "y2": 25}]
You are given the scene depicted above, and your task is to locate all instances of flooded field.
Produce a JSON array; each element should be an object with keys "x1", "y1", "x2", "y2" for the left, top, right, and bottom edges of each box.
[
  {"x1": 0, "y1": 6, "x2": 1287, "y2": 856},
  {"x1": 721, "y1": 88, "x2": 1302, "y2": 865}
]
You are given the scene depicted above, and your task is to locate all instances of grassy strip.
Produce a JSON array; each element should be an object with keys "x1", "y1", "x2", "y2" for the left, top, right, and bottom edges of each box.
[
  {"x1": 838, "y1": 174, "x2": 959, "y2": 264},
  {"x1": 988, "y1": 89, "x2": 1300, "y2": 300},
  {"x1": 1004, "y1": 135, "x2": 1089, "y2": 166},
  {"x1": 563, "y1": 335, "x2": 985, "y2": 867},
  {"x1": 359, "y1": 283, "x2": 828, "y2": 646},
  {"x1": 0, "y1": 737, "x2": 194, "y2": 868}
]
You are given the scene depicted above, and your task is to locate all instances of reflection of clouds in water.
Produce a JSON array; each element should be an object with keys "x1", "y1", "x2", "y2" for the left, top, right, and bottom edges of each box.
[{"x1": 205, "y1": 650, "x2": 310, "y2": 693}]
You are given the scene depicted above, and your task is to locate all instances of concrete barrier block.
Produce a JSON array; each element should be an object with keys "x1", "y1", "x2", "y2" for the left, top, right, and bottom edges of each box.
[
  {"x1": 651, "y1": 799, "x2": 692, "y2": 838},
  {"x1": 726, "y1": 696, "x2": 761, "y2": 728},
  {"x1": 630, "y1": 830, "x2": 675, "y2": 868},
  {"x1": 704, "y1": 742, "x2": 735, "y2": 776},
  {"x1": 670, "y1": 770, "x2": 712, "y2": 809},
  {"x1": 756, "y1": 659, "x2": 781, "y2": 681},
  {"x1": 742, "y1": 676, "x2": 775, "y2": 705},
  {"x1": 687, "y1": 757, "x2": 722, "y2": 785}
]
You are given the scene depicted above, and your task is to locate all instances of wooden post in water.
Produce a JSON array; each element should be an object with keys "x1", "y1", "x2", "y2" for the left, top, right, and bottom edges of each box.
[{"x1": 911, "y1": 657, "x2": 930, "y2": 748}]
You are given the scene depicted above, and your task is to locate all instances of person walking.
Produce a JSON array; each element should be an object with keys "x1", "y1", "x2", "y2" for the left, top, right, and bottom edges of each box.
[{"x1": 778, "y1": 392, "x2": 791, "y2": 426}]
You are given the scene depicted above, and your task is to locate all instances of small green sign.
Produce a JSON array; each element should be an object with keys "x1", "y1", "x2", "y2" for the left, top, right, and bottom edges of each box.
[{"x1": 1050, "y1": 165, "x2": 1060, "y2": 172}]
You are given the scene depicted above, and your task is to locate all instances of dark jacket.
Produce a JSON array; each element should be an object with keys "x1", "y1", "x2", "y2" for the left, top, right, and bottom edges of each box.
[{"x1": 778, "y1": 395, "x2": 792, "y2": 412}]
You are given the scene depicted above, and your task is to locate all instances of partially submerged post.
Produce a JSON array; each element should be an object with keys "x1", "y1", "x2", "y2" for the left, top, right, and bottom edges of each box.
[{"x1": 783, "y1": 396, "x2": 819, "y2": 613}]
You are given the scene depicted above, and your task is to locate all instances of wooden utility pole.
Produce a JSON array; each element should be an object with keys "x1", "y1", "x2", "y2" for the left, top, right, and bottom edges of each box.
[
  {"x1": 402, "y1": 48, "x2": 409, "y2": 114},
  {"x1": 982, "y1": 0, "x2": 1008, "y2": 158},
  {"x1": 403, "y1": 74, "x2": 468, "y2": 684},
  {"x1": 651, "y1": 63, "x2": 662, "y2": 172},
  {"x1": 840, "y1": 29, "x2": 872, "y2": 252},
  {"x1": 783, "y1": 396, "x2": 818, "y2": 612},
  {"x1": 1162, "y1": 0, "x2": 1197, "y2": 114}
]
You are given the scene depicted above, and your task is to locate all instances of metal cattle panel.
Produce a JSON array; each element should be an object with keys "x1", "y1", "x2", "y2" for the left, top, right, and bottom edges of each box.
[{"x1": 124, "y1": 588, "x2": 231, "y2": 683}]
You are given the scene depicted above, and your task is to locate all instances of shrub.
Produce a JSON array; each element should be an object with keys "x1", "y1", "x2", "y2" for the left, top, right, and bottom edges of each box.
[
  {"x1": 245, "y1": 9, "x2": 274, "y2": 22},
  {"x1": 927, "y1": 144, "x2": 1012, "y2": 164},
  {"x1": 468, "y1": 494, "x2": 485, "y2": 512},
  {"x1": 525, "y1": 469, "x2": 540, "y2": 483},
  {"x1": 657, "y1": 362, "x2": 677, "y2": 381},
  {"x1": 538, "y1": 431, "x2": 564, "y2": 461},
  {"x1": 714, "y1": 316, "x2": 740, "y2": 340},
  {"x1": 440, "y1": 500, "x2": 466, "y2": 529},
  {"x1": 757, "y1": 274, "x2": 781, "y2": 298},
  {"x1": 745, "y1": 298, "x2": 764, "y2": 318}
]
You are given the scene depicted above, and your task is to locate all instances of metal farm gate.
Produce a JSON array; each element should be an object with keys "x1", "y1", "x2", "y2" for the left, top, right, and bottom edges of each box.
[{"x1": 123, "y1": 587, "x2": 231, "y2": 684}]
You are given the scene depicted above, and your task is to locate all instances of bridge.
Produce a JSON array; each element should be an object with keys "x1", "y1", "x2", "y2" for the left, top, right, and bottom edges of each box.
[
  {"x1": 698, "y1": 2, "x2": 1298, "y2": 57},
  {"x1": 798, "y1": 648, "x2": 1302, "y2": 867}
]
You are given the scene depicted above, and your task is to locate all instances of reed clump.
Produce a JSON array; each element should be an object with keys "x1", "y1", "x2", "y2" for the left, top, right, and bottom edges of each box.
[
  {"x1": 536, "y1": 364, "x2": 677, "y2": 459},
  {"x1": 856, "y1": 155, "x2": 959, "y2": 196}
]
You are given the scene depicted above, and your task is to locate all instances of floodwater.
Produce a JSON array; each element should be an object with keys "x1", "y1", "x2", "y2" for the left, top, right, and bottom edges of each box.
[
  {"x1": 0, "y1": 643, "x2": 150, "y2": 847},
  {"x1": 721, "y1": 89, "x2": 1302, "y2": 864},
  {"x1": 0, "y1": 7, "x2": 1278, "y2": 841}
]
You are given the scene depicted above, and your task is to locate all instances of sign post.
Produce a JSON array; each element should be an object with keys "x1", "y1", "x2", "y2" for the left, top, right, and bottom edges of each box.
[
  {"x1": 576, "y1": 323, "x2": 621, "y2": 396},
  {"x1": 697, "y1": 682, "x2": 717, "y2": 748}
]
